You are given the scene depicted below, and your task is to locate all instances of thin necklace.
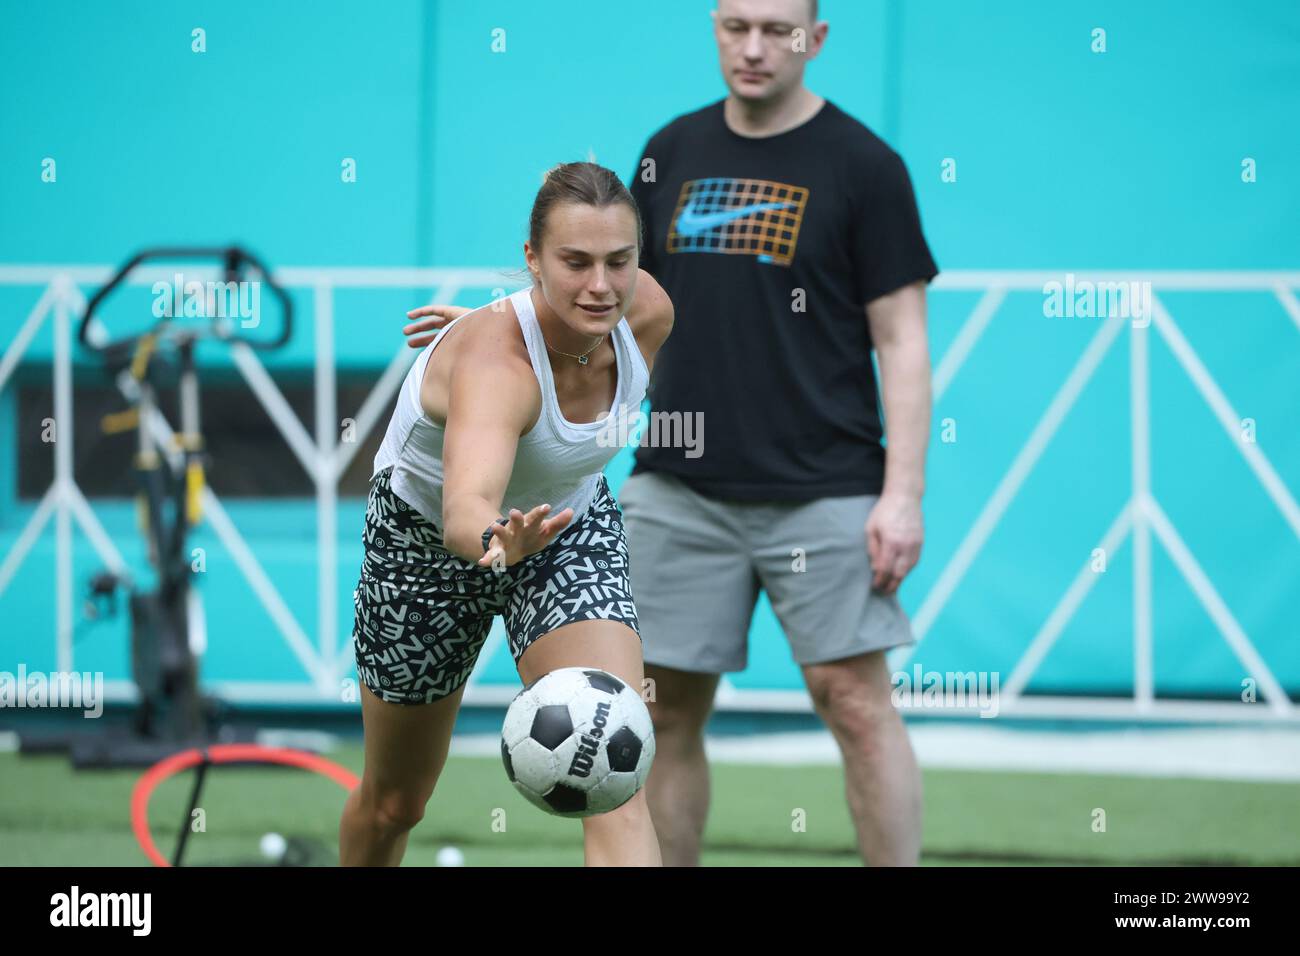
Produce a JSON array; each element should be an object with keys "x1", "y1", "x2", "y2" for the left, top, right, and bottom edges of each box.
[
  {"x1": 543, "y1": 331, "x2": 606, "y2": 366},
  {"x1": 528, "y1": 284, "x2": 608, "y2": 365}
]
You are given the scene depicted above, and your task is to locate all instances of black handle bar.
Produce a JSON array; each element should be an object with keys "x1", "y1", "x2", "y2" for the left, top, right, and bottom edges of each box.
[{"x1": 79, "y1": 246, "x2": 293, "y2": 354}]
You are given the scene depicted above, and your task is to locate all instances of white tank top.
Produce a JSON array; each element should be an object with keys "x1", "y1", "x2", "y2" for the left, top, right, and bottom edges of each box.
[{"x1": 372, "y1": 287, "x2": 650, "y2": 529}]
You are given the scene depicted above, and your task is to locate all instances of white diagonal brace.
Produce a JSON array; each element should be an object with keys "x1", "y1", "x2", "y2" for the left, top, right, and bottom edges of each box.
[
  {"x1": 1152, "y1": 295, "x2": 1300, "y2": 542},
  {"x1": 1144, "y1": 494, "x2": 1292, "y2": 715},
  {"x1": 0, "y1": 282, "x2": 55, "y2": 395},
  {"x1": 228, "y1": 341, "x2": 320, "y2": 477},
  {"x1": 332, "y1": 282, "x2": 460, "y2": 481},
  {"x1": 908, "y1": 312, "x2": 1128, "y2": 645},
  {"x1": 1001, "y1": 501, "x2": 1134, "y2": 701},
  {"x1": 933, "y1": 285, "x2": 1006, "y2": 401},
  {"x1": 198, "y1": 487, "x2": 332, "y2": 690},
  {"x1": 136, "y1": 399, "x2": 329, "y2": 690},
  {"x1": 334, "y1": 344, "x2": 415, "y2": 481},
  {"x1": 1274, "y1": 282, "x2": 1300, "y2": 336},
  {"x1": 0, "y1": 485, "x2": 57, "y2": 599},
  {"x1": 65, "y1": 483, "x2": 129, "y2": 575}
]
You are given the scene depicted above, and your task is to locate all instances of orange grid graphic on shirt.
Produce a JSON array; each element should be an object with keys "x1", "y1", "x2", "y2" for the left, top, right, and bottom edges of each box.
[{"x1": 666, "y1": 177, "x2": 809, "y2": 267}]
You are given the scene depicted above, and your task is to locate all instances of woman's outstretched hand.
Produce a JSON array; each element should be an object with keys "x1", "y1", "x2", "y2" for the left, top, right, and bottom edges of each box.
[{"x1": 478, "y1": 503, "x2": 575, "y2": 570}]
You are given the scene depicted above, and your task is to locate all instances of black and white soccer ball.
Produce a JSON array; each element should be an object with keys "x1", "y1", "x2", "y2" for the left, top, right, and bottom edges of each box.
[{"x1": 501, "y1": 667, "x2": 655, "y2": 818}]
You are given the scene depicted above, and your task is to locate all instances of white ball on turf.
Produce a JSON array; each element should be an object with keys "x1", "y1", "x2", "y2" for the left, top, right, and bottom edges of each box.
[
  {"x1": 501, "y1": 666, "x2": 655, "y2": 818},
  {"x1": 259, "y1": 832, "x2": 287, "y2": 860},
  {"x1": 436, "y1": 845, "x2": 465, "y2": 867}
]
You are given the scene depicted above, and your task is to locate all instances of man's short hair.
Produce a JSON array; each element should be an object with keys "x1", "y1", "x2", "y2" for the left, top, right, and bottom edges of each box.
[{"x1": 717, "y1": 1, "x2": 819, "y2": 23}]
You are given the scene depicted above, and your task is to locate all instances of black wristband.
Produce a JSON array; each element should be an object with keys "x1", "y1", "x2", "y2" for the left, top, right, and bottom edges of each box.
[{"x1": 482, "y1": 516, "x2": 509, "y2": 554}]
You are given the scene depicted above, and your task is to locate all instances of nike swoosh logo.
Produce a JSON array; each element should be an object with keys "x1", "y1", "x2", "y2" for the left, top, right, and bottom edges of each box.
[{"x1": 675, "y1": 198, "x2": 792, "y2": 237}]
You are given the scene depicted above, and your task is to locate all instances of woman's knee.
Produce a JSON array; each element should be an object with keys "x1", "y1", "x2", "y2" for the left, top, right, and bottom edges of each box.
[
  {"x1": 581, "y1": 789, "x2": 652, "y2": 834},
  {"x1": 356, "y1": 683, "x2": 464, "y2": 827},
  {"x1": 360, "y1": 782, "x2": 434, "y2": 833}
]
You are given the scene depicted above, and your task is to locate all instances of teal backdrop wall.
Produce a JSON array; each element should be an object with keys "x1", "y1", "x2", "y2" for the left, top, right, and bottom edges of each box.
[{"x1": 2, "y1": 0, "x2": 1297, "y2": 706}]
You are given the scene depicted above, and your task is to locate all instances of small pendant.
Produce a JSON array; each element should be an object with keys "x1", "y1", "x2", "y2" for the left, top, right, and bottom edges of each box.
[{"x1": 578, "y1": 355, "x2": 588, "y2": 365}]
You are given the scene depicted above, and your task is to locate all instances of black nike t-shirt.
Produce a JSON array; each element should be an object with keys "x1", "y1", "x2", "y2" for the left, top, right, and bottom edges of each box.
[{"x1": 628, "y1": 98, "x2": 938, "y2": 501}]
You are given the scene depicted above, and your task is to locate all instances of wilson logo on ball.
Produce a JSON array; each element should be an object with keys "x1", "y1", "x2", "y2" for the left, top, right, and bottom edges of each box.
[{"x1": 567, "y1": 701, "x2": 612, "y2": 777}]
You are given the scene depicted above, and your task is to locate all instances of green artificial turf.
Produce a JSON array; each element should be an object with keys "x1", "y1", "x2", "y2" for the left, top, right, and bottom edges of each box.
[{"x1": 2, "y1": 746, "x2": 1296, "y2": 866}]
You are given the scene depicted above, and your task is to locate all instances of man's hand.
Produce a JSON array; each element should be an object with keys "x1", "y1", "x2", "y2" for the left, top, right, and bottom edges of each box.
[
  {"x1": 865, "y1": 492, "x2": 923, "y2": 595},
  {"x1": 478, "y1": 503, "x2": 575, "y2": 569},
  {"x1": 404, "y1": 304, "x2": 471, "y2": 348}
]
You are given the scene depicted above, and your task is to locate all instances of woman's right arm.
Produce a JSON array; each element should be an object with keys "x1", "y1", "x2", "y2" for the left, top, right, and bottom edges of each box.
[{"x1": 438, "y1": 344, "x2": 572, "y2": 566}]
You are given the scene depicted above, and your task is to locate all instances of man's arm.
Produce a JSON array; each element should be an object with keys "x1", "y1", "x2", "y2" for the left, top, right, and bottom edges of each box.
[
  {"x1": 864, "y1": 279, "x2": 931, "y2": 594},
  {"x1": 404, "y1": 304, "x2": 471, "y2": 349}
]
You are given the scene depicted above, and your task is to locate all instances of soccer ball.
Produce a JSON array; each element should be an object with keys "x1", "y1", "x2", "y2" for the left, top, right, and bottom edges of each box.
[{"x1": 501, "y1": 667, "x2": 655, "y2": 818}]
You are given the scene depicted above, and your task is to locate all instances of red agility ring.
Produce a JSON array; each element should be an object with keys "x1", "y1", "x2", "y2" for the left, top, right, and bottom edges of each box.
[{"x1": 130, "y1": 743, "x2": 360, "y2": 867}]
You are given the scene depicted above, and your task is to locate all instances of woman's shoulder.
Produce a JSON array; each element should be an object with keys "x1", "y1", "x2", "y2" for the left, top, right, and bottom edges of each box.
[
  {"x1": 423, "y1": 294, "x2": 539, "y2": 428},
  {"x1": 449, "y1": 294, "x2": 534, "y2": 369}
]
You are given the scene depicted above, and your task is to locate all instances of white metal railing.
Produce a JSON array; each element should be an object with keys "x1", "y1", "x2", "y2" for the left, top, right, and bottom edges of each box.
[
  {"x1": 898, "y1": 271, "x2": 1300, "y2": 724},
  {"x1": 1, "y1": 265, "x2": 1298, "y2": 723}
]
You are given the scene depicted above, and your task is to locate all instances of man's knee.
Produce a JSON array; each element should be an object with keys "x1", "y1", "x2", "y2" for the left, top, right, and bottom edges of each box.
[
  {"x1": 644, "y1": 664, "x2": 718, "y2": 741},
  {"x1": 803, "y1": 652, "x2": 897, "y2": 740}
]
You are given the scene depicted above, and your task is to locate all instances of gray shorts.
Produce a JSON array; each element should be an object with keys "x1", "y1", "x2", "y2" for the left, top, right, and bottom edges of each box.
[{"x1": 618, "y1": 471, "x2": 915, "y2": 674}]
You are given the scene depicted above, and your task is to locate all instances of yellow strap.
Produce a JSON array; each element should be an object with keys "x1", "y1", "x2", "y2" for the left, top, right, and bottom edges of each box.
[
  {"x1": 130, "y1": 334, "x2": 157, "y2": 381},
  {"x1": 101, "y1": 407, "x2": 140, "y2": 435},
  {"x1": 186, "y1": 461, "x2": 205, "y2": 524}
]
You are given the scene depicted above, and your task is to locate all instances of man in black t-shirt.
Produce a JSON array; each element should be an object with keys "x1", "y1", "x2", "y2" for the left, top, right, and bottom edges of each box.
[
  {"x1": 617, "y1": 0, "x2": 937, "y2": 867},
  {"x1": 404, "y1": 0, "x2": 937, "y2": 866}
]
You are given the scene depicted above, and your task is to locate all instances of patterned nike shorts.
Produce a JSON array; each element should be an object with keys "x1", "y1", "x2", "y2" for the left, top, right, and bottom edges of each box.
[{"x1": 352, "y1": 467, "x2": 640, "y2": 705}]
